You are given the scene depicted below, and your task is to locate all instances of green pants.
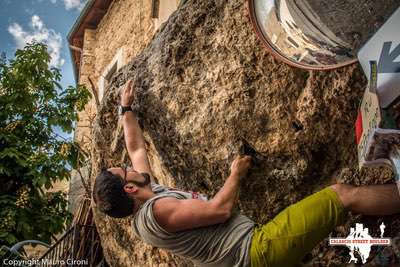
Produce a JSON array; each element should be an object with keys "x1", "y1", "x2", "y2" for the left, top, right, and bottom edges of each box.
[{"x1": 250, "y1": 187, "x2": 346, "y2": 267}]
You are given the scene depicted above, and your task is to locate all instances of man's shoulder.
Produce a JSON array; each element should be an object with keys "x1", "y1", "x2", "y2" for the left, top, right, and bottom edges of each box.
[
  {"x1": 152, "y1": 196, "x2": 179, "y2": 214},
  {"x1": 134, "y1": 195, "x2": 177, "y2": 226},
  {"x1": 151, "y1": 196, "x2": 184, "y2": 233}
]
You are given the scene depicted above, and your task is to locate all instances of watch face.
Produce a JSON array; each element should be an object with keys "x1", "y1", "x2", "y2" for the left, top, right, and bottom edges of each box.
[{"x1": 118, "y1": 106, "x2": 123, "y2": 116}]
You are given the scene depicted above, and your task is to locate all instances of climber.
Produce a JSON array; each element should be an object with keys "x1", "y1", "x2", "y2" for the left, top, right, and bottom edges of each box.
[{"x1": 93, "y1": 80, "x2": 400, "y2": 267}]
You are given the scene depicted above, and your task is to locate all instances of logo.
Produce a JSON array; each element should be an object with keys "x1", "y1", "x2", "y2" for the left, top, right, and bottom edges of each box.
[{"x1": 329, "y1": 223, "x2": 391, "y2": 264}]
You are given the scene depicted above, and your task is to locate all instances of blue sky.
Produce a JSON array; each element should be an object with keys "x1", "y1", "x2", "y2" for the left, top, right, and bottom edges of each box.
[
  {"x1": 0, "y1": 0, "x2": 87, "y2": 88},
  {"x1": 1, "y1": 0, "x2": 88, "y2": 139}
]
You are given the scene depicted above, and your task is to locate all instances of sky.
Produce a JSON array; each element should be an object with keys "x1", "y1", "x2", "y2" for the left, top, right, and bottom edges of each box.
[
  {"x1": 0, "y1": 0, "x2": 87, "y2": 89},
  {"x1": 0, "y1": 0, "x2": 88, "y2": 139}
]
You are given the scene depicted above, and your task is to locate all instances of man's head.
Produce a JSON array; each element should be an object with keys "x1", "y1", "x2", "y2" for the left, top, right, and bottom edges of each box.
[{"x1": 93, "y1": 167, "x2": 151, "y2": 218}]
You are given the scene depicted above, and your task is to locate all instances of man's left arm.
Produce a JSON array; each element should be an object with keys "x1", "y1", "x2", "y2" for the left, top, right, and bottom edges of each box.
[
  {"x1": 153, "y1": 155, "x2": 252, "y2": 232},
  {"x1": 120, "y1": 80, "x2": 154, "y2": 181}
]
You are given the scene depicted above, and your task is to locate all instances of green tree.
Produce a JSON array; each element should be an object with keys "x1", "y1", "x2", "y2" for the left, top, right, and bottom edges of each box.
[{"x1": 0, "y1": 43, "x2": 90, "y2": 246}]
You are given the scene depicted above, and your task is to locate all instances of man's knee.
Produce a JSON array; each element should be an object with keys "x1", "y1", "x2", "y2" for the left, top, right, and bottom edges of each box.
[{"x1": 330, "y1": 183, "x2": 357, "y2": 210}]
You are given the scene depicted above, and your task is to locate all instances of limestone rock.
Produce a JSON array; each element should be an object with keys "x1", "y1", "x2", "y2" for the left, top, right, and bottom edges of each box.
[{"x1": 91, "y1": 0, "x2": 398, "y2": 266}]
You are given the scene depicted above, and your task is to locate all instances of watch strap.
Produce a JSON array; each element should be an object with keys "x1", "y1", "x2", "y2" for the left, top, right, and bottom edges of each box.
[{"x1": 120, "y1": 105, "x2": 133, "y2": 115}]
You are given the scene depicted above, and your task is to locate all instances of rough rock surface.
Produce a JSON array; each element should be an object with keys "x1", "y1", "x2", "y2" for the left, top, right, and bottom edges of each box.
[{"x1": 91, "y1": 0, "x2": 400, "y2": 266}]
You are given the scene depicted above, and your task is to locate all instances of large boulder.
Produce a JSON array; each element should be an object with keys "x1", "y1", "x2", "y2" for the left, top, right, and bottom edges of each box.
[{"x1": 90, "y1": 0, "x2": 399, "y2": 266}]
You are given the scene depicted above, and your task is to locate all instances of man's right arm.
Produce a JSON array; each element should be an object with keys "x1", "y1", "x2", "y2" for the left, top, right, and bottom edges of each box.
[
  {"x1": 153, "y1": 155, "x2": 252, "y2": 233},
  {"x1": 120, "y1": 80, "x2": 154, "y2": 180}
]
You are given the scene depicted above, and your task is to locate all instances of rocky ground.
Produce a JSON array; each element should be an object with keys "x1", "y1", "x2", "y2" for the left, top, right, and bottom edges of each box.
[{"x1": 89, "y1": 0, "x2": 400, "y2": 266}]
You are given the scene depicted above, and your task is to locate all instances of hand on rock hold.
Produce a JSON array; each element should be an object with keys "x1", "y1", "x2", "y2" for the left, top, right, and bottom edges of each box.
[
  {"x1": 230, "y1": 155, "x2": 252, "y2": 179},
  {"x1": 121, "y1": 79, "x2": 135, "y2": 106}
]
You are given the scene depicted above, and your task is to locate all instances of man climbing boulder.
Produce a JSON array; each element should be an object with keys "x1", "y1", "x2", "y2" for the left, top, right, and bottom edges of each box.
[{"x1": 93, "y1": 80, "x2": 400, "y2": 267}]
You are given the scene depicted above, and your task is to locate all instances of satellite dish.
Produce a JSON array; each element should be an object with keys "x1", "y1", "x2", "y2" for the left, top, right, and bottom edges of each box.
[{"x1": 248, "y1": 0, "x2": 400, "y2": 70}]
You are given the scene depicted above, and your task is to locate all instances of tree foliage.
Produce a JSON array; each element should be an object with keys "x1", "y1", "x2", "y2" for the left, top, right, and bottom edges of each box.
[{"x1": 0, "y1": 43, "x2": 90, "y2": 246}]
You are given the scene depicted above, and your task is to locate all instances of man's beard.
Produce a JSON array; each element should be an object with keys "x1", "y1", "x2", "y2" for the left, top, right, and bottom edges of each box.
[{"x1": 132, "y1": 172, "x2": 151, "y2": 187}]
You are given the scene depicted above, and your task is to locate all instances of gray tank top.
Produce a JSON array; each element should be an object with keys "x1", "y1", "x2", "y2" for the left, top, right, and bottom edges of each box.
[{"x1": 131, "y1": 184, "x2": 254, "y2": 267}]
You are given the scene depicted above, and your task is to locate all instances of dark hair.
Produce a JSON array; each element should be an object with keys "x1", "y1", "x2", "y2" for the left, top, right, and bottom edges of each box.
[{"x1": 93, "y1": 170, "x2": 134, "y2": 218}]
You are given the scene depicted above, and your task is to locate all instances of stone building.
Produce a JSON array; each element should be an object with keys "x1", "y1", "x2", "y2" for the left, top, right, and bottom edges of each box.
[
  {"x1": 66, "y1": 0, "x2": 183, "y2": 210},
  {"x1": 68, "y1": 0, "x2": 182, "y2": 152}
]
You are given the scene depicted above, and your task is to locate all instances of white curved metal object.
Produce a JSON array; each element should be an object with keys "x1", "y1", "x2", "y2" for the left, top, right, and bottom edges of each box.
[{"x1": 248, "y1": 0, "x2": 400, "y2": 70}]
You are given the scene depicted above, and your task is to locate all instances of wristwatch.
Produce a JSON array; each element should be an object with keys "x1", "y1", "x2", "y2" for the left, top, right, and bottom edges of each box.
[{"x1": 118, "y1": 105, "x2": 133, "y2": 116}]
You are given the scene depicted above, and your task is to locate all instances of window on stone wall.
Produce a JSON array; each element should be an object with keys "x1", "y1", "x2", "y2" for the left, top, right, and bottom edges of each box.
[
  {"x1": 153, "y1": 0, "x2": 180, "y2": 30},
  {"x1": 98, "y1": 48, "x2": 124, "y2": 101},
  {"x1": 151, "y1": 0, "x2": 160, "y2": 18},
  {"x1": 103, "y1": 62, "x2": 117, "y2": 92}
]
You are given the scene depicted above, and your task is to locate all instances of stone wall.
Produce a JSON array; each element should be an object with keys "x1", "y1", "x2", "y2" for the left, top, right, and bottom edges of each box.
[
  {"x1": 75, "y1": 0, "x2": 179, "y2": 153},
  {"x1": 74, "y1": 29, "x2": 96, "y2": 152}
]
